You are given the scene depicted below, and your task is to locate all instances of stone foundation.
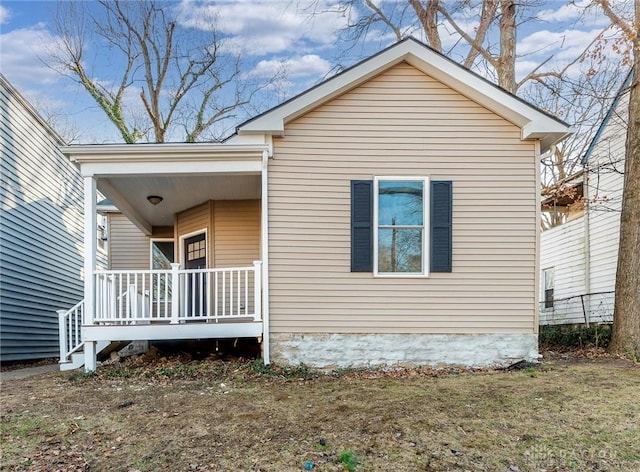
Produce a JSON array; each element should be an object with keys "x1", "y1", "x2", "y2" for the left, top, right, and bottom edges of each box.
[{"x1": 270, "y1": 333, "x2": 539, "y2": 368}]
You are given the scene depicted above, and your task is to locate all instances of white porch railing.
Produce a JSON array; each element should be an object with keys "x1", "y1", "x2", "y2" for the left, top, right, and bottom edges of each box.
[
  {"x1": 58, "y1": 300, "x2": 84, "y2": 363},
  {"x1": 93, "y1": 261, "x2": 262, "y2": 325}
]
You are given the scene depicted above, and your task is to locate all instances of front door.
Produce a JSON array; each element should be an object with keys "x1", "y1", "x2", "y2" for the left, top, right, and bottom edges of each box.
[{"x1": 184, "y1": 233, "x2": 206, "y2": 316}]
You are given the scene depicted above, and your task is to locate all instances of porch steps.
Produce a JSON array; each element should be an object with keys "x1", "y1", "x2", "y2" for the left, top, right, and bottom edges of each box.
[{"x1": 59, "y1": 340, "x2": 112, "y2": 371}]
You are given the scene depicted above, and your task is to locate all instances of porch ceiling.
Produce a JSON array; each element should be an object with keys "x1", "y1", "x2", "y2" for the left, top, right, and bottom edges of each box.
[{"x1": 99, "y1": 174, "x2": 261, "y2": 228}]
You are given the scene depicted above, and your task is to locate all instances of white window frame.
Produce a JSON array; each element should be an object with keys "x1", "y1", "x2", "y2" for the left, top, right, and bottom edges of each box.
[{"x1": 373, "y1": 176, "x2": 430, "y2": 277}]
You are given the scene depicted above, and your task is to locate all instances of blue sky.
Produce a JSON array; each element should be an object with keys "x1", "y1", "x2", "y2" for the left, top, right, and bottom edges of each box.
[{"x1": 0, "y1": 1, "x2": 624, "y2": 143}]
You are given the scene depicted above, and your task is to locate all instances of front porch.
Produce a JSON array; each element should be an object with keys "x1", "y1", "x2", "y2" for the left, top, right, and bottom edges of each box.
[
  {"x1": 60, "y1": 142, "x2": 271, "y2": 371},
  {"x1": 59, "y1": 263, "x2": 263, "y2": 369}
]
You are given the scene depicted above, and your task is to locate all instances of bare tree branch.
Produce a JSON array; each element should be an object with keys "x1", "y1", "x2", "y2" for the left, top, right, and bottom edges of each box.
[
  {"x1": 47, "y1": 0, "x2": 273, "y2": 143},
  {"x1": 436, "y1": 5, "x2": 499, "y2": 70},
  {"x1": 463, "y1": 0, "x2": 498, "y2": 68},
  {"x1": 366, "y1": 0, "x2": 403, "y2": 41}
]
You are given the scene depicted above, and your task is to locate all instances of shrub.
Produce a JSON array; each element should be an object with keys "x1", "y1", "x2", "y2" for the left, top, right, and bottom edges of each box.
[{"x1": 539, "y1": 324, "x2": 611, "y2": 350}]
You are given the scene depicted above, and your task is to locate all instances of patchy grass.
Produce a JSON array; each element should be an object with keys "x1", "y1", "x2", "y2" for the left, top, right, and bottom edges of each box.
[{"x1": 1, "y1": 355, "x2": 639, "y2": 471}]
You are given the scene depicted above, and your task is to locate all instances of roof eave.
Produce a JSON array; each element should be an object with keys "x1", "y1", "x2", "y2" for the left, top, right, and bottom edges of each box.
[
  {"x1": 60, "y1": 142, "x2": 269, "y2": 164},
  {"x1": 237, "y1": 38, "x2": 570, "y2": 147}
]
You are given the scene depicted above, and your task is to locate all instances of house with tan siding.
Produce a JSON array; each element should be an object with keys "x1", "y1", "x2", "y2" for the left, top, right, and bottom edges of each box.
[{"x1": 59, "y1": 38, "x2": 570, "y2": 371}]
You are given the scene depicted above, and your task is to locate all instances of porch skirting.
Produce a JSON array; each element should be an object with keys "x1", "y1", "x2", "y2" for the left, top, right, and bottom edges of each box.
[{"x1": 269, "y1": 333, "x2": 539, "y2": 368}]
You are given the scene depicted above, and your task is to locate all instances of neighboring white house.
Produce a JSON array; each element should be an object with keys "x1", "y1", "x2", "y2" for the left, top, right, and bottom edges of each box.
[
  {"x1": 0, "y1": 75, "x2": 86, "y2": 362},
  {"x1": 539, "y1": 72, "x2": 630, "y2": 325},
  {"x1": 59, "y1": 38, "x2": 570, "y2": 371}
]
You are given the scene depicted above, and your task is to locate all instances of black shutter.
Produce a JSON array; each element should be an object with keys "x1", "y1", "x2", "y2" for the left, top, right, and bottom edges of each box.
[
  {"x1": 430, "y1": 180, "x2": 452, "y2": 272},
  {"x1": 351, "y1": 180, "x2": 373, "y2": 272}
]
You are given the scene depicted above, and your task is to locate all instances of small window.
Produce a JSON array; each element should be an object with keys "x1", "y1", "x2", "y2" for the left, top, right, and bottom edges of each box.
[
  {"x1": 543, "y1": 268, "x2": 554, "y2": 309},
  {"x1": 374, "y1": 177, "x2": 428, "y2": 276},
  {"x1": 151, "y1": 240, "x2": 174, "y2": 303},
  {"x1": 152, "y1": 240, "x2": 174, "y2": 270},
  {"x1": 97, "y1": 214, "x2": 108, "y2": 251}
]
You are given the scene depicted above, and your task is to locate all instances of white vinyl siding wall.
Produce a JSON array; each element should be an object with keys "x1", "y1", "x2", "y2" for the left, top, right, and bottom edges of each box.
[
  {"x1": 586, "y1": 92, "x2": 627, "y2": 294},
  {"x1": 0, "y1": 78, "x2": 84, "y2": 361},
  {"x1": 539, "y1": 89, "x2": 627, "y2": 325},
  {"x1": 539, "y1": 218, "x2": 587, "y2": 324},
  {"x1": 268, "y1": 62, "x2": 538, "y2": 334}
]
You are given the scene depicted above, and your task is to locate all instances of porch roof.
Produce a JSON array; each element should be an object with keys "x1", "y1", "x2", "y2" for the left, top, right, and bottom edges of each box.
[{"x1": 61, "y1": 142, "x2": 268, "y2": 233}]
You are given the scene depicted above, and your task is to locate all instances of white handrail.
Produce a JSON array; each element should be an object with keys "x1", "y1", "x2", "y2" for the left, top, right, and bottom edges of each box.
[{"x1": 58, "y1": 300, "x2": 84, "y2": 363}]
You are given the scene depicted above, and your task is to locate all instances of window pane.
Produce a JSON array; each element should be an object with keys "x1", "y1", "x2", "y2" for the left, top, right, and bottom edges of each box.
[
  {"x1": 378, "y1": 228, "x2": 423, "y2": 273},
  {"x1": 152, "y1": 241, "x2": 174, "y2": 270},
  {"x1": 544, "y1": 269, "x2": 554, "y2": 289},
  {"x1": 378, "y1": 181, "x2": 423, "y2": 226}
]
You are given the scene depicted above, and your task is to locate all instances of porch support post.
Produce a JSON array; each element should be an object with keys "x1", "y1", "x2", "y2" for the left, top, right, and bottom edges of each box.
[
  {"x1": 253, "y1": 261, "x2": 262, "y2": 321},
  {"x1": 57, "y1": 310, "x2": 67, "y2": 362},
  {"x1": 261, "y1": 150, "x2": 270, "y2": 364},
  {"x1": 83, "y1": 176, "x2": 98, "y2": 372},
  {"x1": 84, "y1": 341, "x2": 97, "y2": 373},
  {"x1": 170, "y1": 263, "x2": 180, "y2": 324}
]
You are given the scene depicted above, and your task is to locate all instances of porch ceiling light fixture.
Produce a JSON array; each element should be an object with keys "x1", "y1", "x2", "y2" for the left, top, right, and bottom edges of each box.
[{"x1": 147, "y1": 195, "x2": 163, "y2": 205}]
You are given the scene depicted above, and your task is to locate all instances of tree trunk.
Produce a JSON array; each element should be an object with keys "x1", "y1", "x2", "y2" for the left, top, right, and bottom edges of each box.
[
  {"x1": 610, "y1": 10, "x2": 640, "y2": 359},
  {"x1": 409, "y1": 0, "x2": 442, "y2": 52},
  {"x1": 498, "y1": 0, "x2": 516, "y2": 93}
]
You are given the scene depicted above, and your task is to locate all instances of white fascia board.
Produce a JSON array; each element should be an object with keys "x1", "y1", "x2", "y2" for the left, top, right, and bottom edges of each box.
[
  {"x1": 96, "y1": 204, "x2": 119, "y2": 213},
  {"x1": 401, "y1": 47, "x2": 570, "y2": 138},
  {"x1": 82, "y1": 322, "x2": 263, "y2": 341},
  {"x1": 238, "y1": 39, "x2": 570, "y2": 149},
  {"x1": 79, "y1": 159, "x2": 262, "y2": 177},
  {"x1": 522, "y1": 121, "x2": 571, "y2": 153},
  {"x1": 61, "y1": 142, "x2": 268, "y2": 159}
]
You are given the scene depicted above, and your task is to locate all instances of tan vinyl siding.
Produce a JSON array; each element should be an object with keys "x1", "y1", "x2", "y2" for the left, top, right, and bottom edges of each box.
[
  {"x1": 176, "y1": 201, "x2": 211, "y2": 237},
  {"x1": 175, "y1": 200, "x2": 260, "y2": 269},
  {"x1": 176, "y1": 201, "x2": 212, "y2": 266},
  {"x1": 268, "y1": 62, "x2": 538, "y2": 334},
  {"x1": 214, "y1": 200, "x2": 261, "y2": 267},
  {"x1": 107, "y1": 213, "x2": 150, "y2": 270}
]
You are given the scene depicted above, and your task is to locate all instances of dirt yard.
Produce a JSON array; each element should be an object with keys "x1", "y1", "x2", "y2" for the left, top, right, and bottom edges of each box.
[{"x1": 1, "y1": 352, "x2": 639, "y2": 471}]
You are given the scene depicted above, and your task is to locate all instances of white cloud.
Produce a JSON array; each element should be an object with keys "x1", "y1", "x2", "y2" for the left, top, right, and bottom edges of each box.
[
  {"x1": 0, "y1": 24, "x2": 64, "y2": 87},
  {"x1": 516, "y1": 25, "x2": 627, "y2": 81},
  {"x1": 536, "y1": 1, "x2": 589, "y2": 23},
  {"x1": 517, "y1": 28, "x2": 604, "y2": 59},
  {"x1": 536, "y1": 0, "x2": 616, "y2": 28},
  {"x1": 250, "y1": 54, "x2": 331, "y2": 79},
  {"x1": 0, "y1": 5, "x2": 10, "y2": 24},
  {"x1": 174, "y1": 0, "x2": 350, "y2": 56}
]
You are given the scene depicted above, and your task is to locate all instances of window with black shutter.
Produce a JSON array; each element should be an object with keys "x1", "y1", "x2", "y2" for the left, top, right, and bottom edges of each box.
[{"x1": 350, "y1": 178, "x2": 453, "y2": 275}]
